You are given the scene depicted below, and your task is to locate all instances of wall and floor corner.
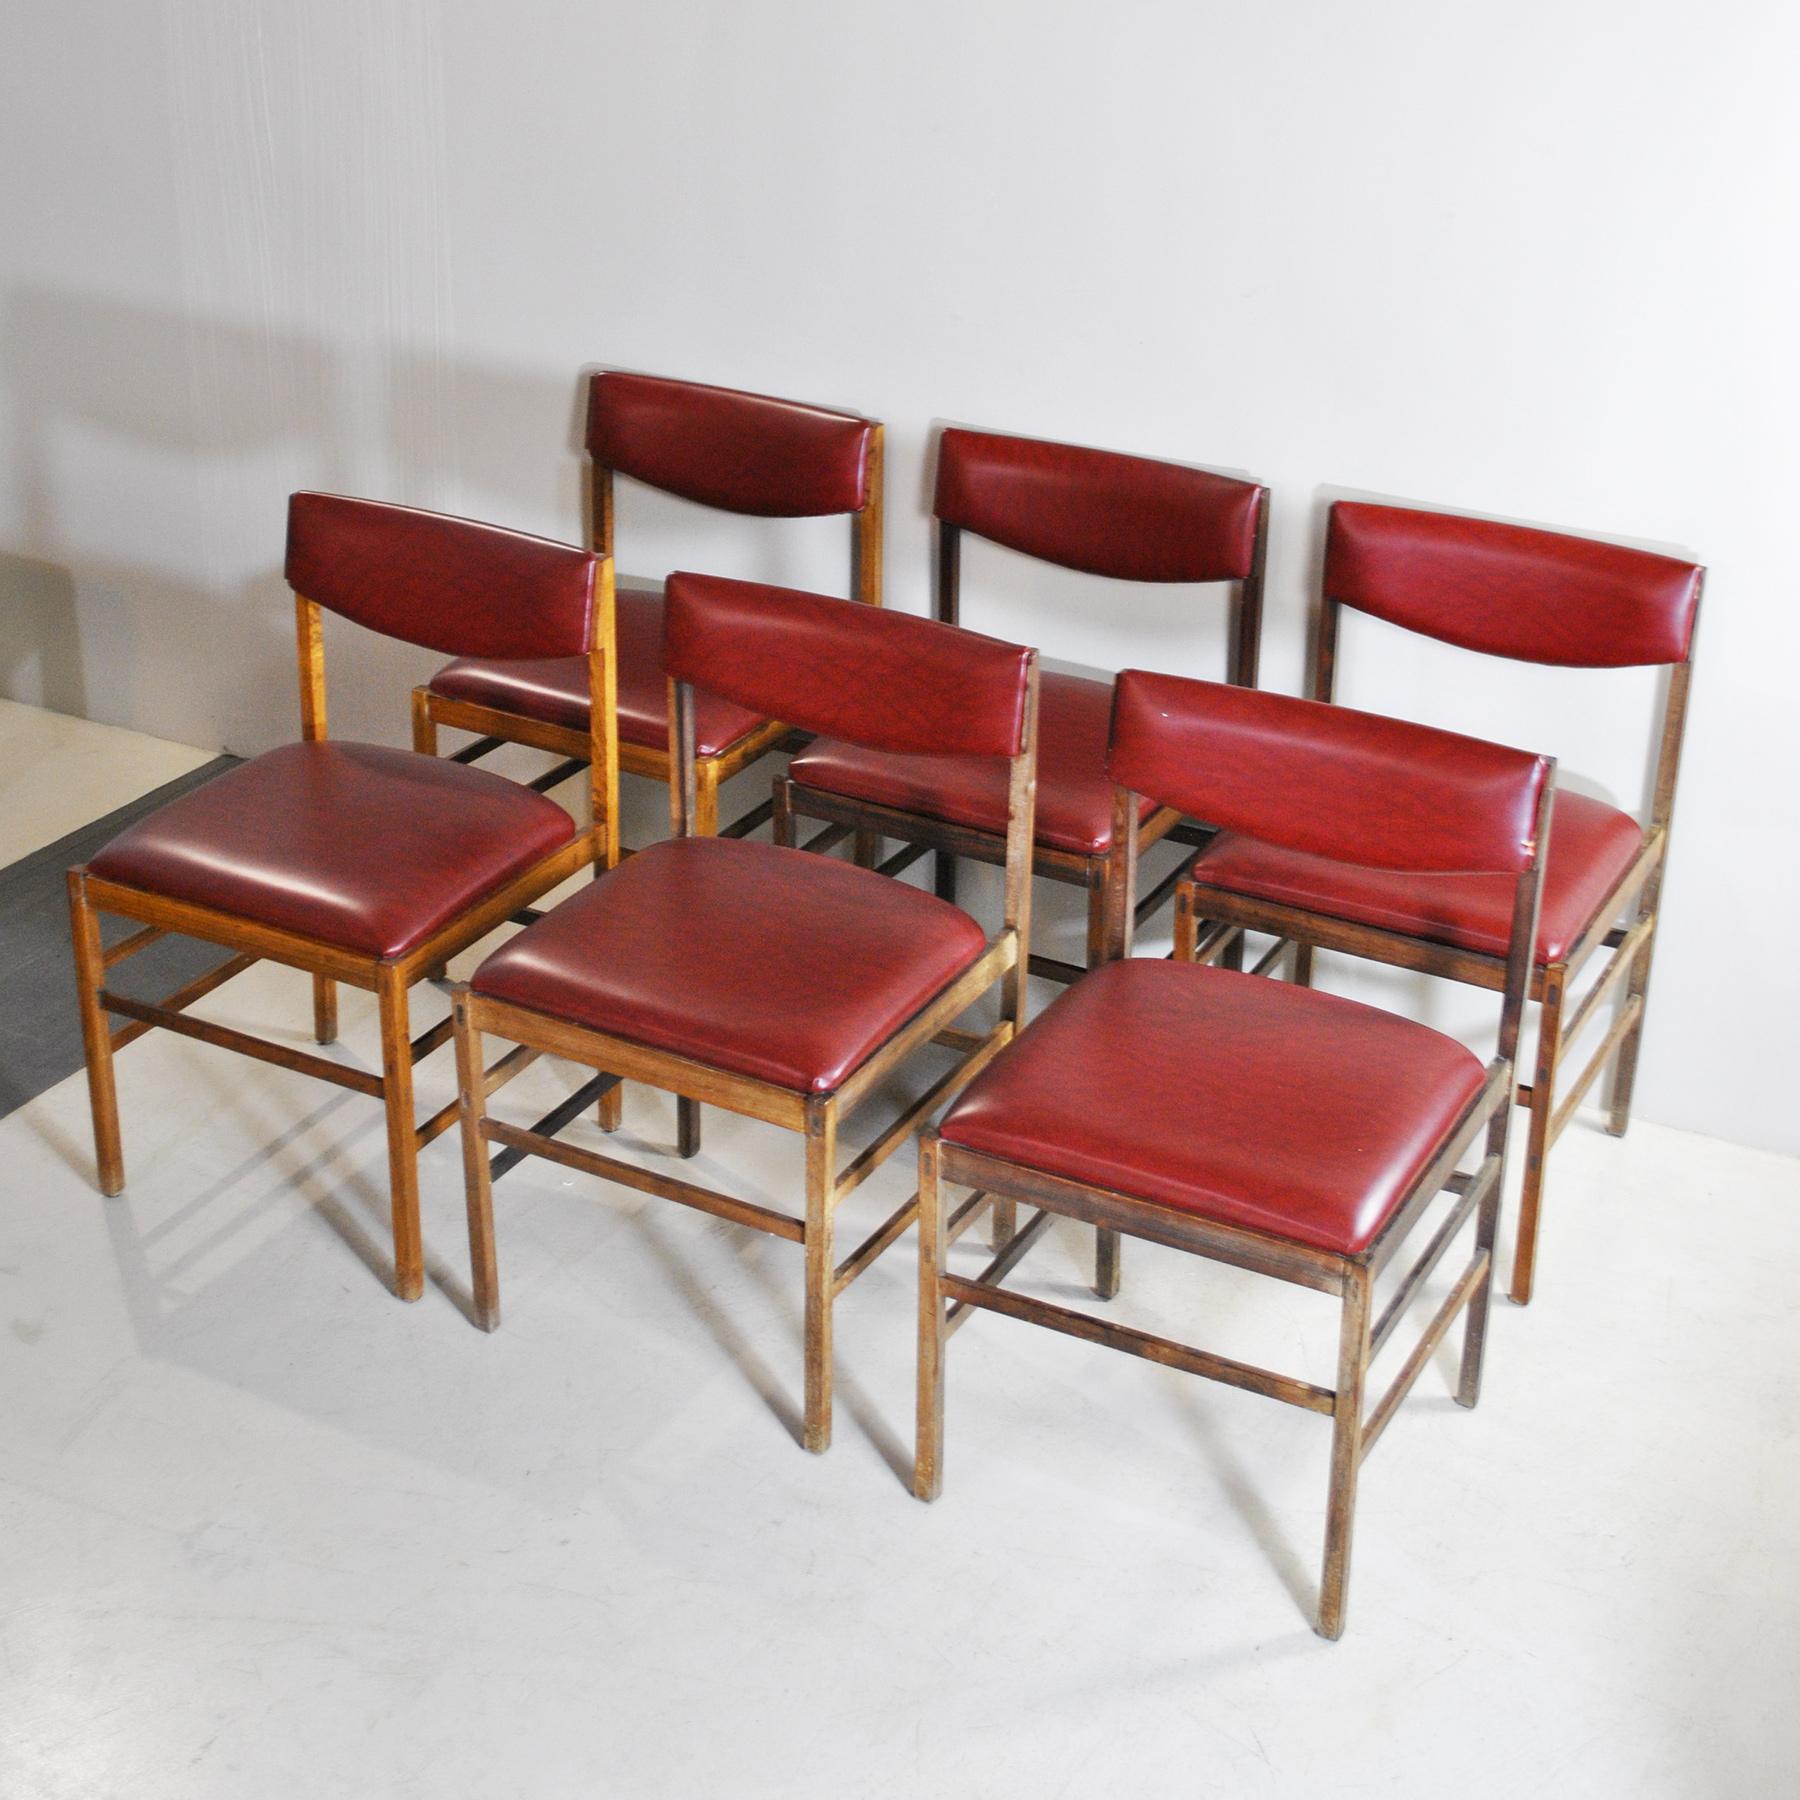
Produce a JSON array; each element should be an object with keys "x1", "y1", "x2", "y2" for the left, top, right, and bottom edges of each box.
[{"x1": 2, "y1": 1, "x2": 1796, "y2": 1156}]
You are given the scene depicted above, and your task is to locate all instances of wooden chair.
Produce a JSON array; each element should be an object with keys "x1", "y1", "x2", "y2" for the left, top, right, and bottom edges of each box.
[
  {"x1": 779, "y1": 426, "x2": 1266, "y2": 981},
  {"x1": 67, "y1": 495, "x2": 618, "y2": 1302},
  {"x1": 454, "y1": 572, "x2": 1037, "y2": 1453},
  {"x1": 1179, "y1": 502, "x2": 1704, "y2": 1303},
  {"x1": 915, "y1": 672, "x2": 1552, "y2": 1638},
  {"x1": 414, "y1": 370, "x2": 882, "y2": 839}
]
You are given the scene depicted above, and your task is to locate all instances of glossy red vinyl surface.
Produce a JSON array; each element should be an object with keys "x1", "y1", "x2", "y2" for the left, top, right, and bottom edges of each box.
[
  {"x1": 939, "y1": 959, "x2": 1485, "y2": 1255},
  {"x1": 284, "y1": 492, "x2": 597, "y2": 661},
  {"x1": 1326, "y1": 502, "x2": 1702, "y2": 668},
  {"x1": 471, "y1": 837, "x2": 987, "y2": 1093},
  {"x1": 1193, "y1": 789, "x2": 1643, "y2": 966},
  {"x1": 1109, "y1": 671, "x2": 1551, "y2": 875},
  {"x1": 429, "y1": 583, "x2": 767, "y2": 759},
  {"x1": 789, "y1": 671, "x2": 1154, "y2": 856},
  {"x1": 87, "y1": 742, "x2": 577, "y2": 959},
  {"x1": 934, "y1": 427, "x2": 1264, "y2": 582},
  {"x1": 588, "y1": 371, "x2": 874, "y2": 518},
  {"x1": 665, "y1": 573, "x2": 1033, "y2": 759}
]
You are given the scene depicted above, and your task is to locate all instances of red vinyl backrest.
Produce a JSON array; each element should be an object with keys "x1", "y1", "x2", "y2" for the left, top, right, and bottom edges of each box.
[
  {"x1": 665, "y1": 573, "x2": 1033, "y2": 759},
  {"x1": 1109, "y1": 670, "x2": 1551, "y2": 874},
  {"x1": 1326, "y1": 502, "x2": 1702, "y2": 668},
  {"x1": 933, "y1": 427, "x2": 1264, "y2": 583},
  {"x1": 285, "y1": 493, "x2": 598, "y2": 660},
  {"x1": 588, "y1": 372, "x2": 876, "y2": 518}
]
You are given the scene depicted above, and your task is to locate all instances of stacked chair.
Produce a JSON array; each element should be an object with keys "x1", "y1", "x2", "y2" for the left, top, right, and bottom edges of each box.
[
  {"x1": 67, "y1": 496, "x2": 618, "y2": 1301},
  {"x1": 456, "y1": 574, "x2": 1037, "y2": 1453},
  {"x1": 781, "y1": 426, "x2": 1267, "y2": 982},
  {"x1": 915, "y1": 672, "x2": 1552, "y2": 1639},
  {"x1": 415, "y1": 370, "x2": 882, "y2": 840},
  {"x1": 62, "y1": 375, "x2": 1704, "y2": 1637},
  {"x1": 1178, "y1": 504, "x2": 1703, "y2": 1301}
]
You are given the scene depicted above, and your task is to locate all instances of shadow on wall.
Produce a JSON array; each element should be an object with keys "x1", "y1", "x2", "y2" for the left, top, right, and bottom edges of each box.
[
  {"x1": 1, "y1": 286, "x2": 593, "y2": 756},
  {"x1": 0, "y1": 552, "x2": 83, "y2": 715}
]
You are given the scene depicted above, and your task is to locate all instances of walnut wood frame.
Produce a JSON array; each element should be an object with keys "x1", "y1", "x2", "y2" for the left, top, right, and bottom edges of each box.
[
  {"x1": 779, "y1": 498, "x2": 1266, "y2": 985},
  {"x1": 916, "y1": 776, "x2": 1551, "y2": 1638},
  {"x1": 411, "y1": 424, "x2": 885, "y2": 843},
  {"x1": 67, "y1": 572, "x2": 621, "y2": 1302},
  {"x1": 453, "y1": 659, "x2": 1039, "y2": 1454},
  {"x1": 1178, "y1": 579, "x2": 1702, "y2": 1304}
]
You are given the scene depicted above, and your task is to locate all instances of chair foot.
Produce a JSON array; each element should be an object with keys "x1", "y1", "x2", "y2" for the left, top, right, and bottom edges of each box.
[
  {"x1": 312, "y1": 975, "x2": 338, "y2": 1045},
  {"x1": 677, "y1": 1096, "x2": 701, "y2": 1157}
]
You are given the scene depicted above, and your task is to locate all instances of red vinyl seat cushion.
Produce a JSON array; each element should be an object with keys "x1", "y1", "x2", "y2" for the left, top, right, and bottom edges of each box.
[
  {"x1": 939, "y1": 959, "x2": 1486, "y2": 1255},
  {"x1": 1191, "y1": 790, "x2": 1643, "y2": 966},
  {"x1": 429, "y1": 583, "x2": 770, "y2": 760},
  {"x1": 787, "y1": 671, "x2": 1156, "y2": 856},
  {"x1": 87, "y1": 741, "x2": 578, "y2": 960},
  {"x1": 470, "y1": 836, "x2": 989, "y2": 1093}
]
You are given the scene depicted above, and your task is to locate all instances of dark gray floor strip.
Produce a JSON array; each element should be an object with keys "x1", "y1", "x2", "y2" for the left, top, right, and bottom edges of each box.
[{"x1": 0, "y1": 755, "x2": 241, "y2": 1119}]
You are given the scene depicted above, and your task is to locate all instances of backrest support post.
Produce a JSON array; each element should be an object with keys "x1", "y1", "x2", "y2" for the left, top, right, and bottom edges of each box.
[
  {"x1": 1102, "y1": 786, "x2": 1139, "y2": 962},
  {"x1": 588, "y1": 557, "x2": 620, "y2": 869},
  {"x1": 295, "y1": 594, "x2": 327, "y2": 741},
  {"x1": 851, "y1": 423, "x2": 885, "y2": 606},
  {"x1": 1000, "y1": 660, "x2": 1041, "y2": 1030},
  {"x1": 934, "y1": 520, "x2": 962, "y2": 626},
  {"x1": 669, "y1": 678, "x2": 699, "y2": 839},
  {"x1": 1229, "y1": 498, "x2": 1269, "y2": 690}
]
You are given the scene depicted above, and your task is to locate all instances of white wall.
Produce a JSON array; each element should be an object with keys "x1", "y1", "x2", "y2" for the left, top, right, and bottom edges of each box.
[{"x1": 3, "y1": 0, "x2": 1796, "y2": 1154}]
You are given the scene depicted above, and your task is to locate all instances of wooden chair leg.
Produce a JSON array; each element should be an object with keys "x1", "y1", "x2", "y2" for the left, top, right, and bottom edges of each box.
[
  {"x1": 410, "y1": 687, "x2": 438, "y2": 756},
  {"x1": 677, "y1": 1097, "x2": 702, "y2": 1158},
  {"x1": 1509, "y1": 967, "x2": 1565, "y2": 1306},
  {"x1": 1458, "y1": 1159, "x2": 1504, "y2": 1407},
  {"x1": 914, "y1": 1133, "x2": 947, "y2": 1499},
  {"x1": 934, "y1": 849, "x2": 958, "y2": 904},
  {"x1": 1318, "y1": 1264, "x2": 1371, "y2": 1640},
  {"x1": 1173, "y1": 882, "x2": 1198, "y2": 962},
  {"x1": 453, "y1": 994, "x2": 500, "y2": 1330},
  {"x1": 312, "y1": 976, "x2": 338, "y2": 1045},
  {"x1": 771, "y1": 779, "x2": 795, "y2": 849},
  {"x1": 803, "y1": 1105, "x2": 837, "y2": 1453},
  {"x1": 66, "y1": 871, "x2": 125, "y2": 1196},
  {"x1": 693, "y1": 763, "x2": 720, "y2": 838},
  {"x1": 587, "y1": 852, "x2": 623, "y2": 1131},
  {"x1": 1087, "y1": 859, "x2": 1121, "y2": 1295},
  {"x1": 1606, "y1": 912, "x2": 1659, "y2": 1137},
  {"x1": 1094, "y1": 1228, "x2": 1121, "y2": 1300},
  {"x1": 853, "y1": 828, "x2": 879, "y2": 867},
  {"x1": 1291, "y1": 943, "x2": 1314, "y2": 987},
  {"x1": 376, "y1": 968, "x2": 425, "y2": 1302}
]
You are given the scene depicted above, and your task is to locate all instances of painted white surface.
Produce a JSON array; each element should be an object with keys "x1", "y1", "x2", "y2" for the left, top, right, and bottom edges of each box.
[
  {"x1": 0, "y1": 700, "x2": 214, "y2": 864},
  {"x1": 1, "y1": 957, "x2": 1796, "y2": 1797},
  {"x1": 1, "y1": 2, "x2": 1796, "y2": 1150}
]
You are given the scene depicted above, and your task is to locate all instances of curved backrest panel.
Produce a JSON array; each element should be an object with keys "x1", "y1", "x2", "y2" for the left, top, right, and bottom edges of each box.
[
  {"x1": 934, "y1": 427, "x2": 1264, "y2": 582},
  {"x1": 1110, "y1": 670, "x2": 1551, "y2": 873},
  {"x1": 1327, "y1": 502, "x2": 1702, "y2": 668},
  {"x1": 665, "y1": 573, "x2": 1032, "y2": 758},
  {"x1": 588, "y1": 372, "x2": 876, "y2": 518},
  {"x1": 285, "y1": 493, "x2": 597, "y2": 660}
]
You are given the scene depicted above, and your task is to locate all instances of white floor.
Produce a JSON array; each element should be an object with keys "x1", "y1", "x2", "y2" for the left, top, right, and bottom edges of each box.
[
  {"x1": 0, "y1": 700, "x2": 218, "y2": 863},
  {"x1": 2, "y1": 947, "x2": 1796, "y2": 1798}
]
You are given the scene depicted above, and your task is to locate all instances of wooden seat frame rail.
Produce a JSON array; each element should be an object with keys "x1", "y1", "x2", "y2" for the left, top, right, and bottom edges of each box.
[
  {"x1": 779, "y1": 497, "x2": 1266, "y2": 986},
  {"x1": 453, "y1": 660, "x2": 1039, "y2": 1453},
  {"x1": 412, "y1": 426, "x2": 885, "y2": 844},
  {"x1": 1177, "y1": 582, "x2": 1701, "y2": 1304},
  {"x1": 68, "y1": 574, "x2": 621, "y2": 1302},
  {"x1": 916, "y1": 778, "x2": 1551, "y2": 1638}
]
